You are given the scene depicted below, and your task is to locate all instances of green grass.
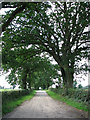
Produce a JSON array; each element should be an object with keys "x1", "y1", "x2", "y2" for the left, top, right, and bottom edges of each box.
[
  {"x1": 0, "y1": 89, "x2": 12, "y2": 91},
  {"x1": 2, "y1": 90, "x2": 36, "y2": 116},
  {"x1": 0, "y1": 89, "x2": 19, "y2": 91},
  {"x1": 46, "y1": 90, "x2": 88, "y2": 112}
]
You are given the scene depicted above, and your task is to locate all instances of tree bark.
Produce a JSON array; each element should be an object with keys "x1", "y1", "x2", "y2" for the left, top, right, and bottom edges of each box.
[
  {"x1": 22, "y1": 74, "x2": 27, "y2": 89},
  {"x1": 61, "y1": 66, "x2": 74, "y2": 88},
  {"x1": 28, "y1": 73, "x2": 31, "y2": 90}
]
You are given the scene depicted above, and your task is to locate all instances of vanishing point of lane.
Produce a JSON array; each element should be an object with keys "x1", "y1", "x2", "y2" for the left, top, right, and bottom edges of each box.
[{"x1": 4, "y1": 90, "x2": 88, "y2": 118}]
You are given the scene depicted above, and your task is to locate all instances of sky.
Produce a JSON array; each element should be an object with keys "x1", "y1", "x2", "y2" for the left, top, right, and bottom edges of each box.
[
  {"x1": 0, "y1": 72, "x2": 12, "y2": 88},
  {"x1": 0, "y1": 6, "x2": 89, "y2": 89}
]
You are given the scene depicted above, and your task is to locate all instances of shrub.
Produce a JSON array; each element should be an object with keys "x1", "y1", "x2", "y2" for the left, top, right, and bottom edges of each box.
[
  {"x1": 50, "y1": 88, "x2": 90, "y2": 104},
  {"x1": 2, "y1": 89, "x2": 31, "y2": 104}
]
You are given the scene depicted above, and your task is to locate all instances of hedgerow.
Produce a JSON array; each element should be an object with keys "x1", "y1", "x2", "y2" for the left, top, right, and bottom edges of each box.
[
  {"x1": 2, "y1": 89, "x2": 31, "y2": 104},
  {"x1": 50, "y1": 88, "x2": 90, "y2": 104}
]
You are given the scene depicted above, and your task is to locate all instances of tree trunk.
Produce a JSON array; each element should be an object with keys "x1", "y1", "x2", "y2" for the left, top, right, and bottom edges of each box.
[
  {"x1": 61, "y1": 67, "x2": 67, "y2": 86},
  {"x1": 22, "y1": 74, "x2": 27, "y2": 89},
  {"x1": 65, "y1": 70, "x2": 73, "y2": 88},
  {"x1": 61, "y1": 67, "x2": 74, "y2": 88},
  {"x1": 28, "y1": 81, "x2": 31, "y2": 90},
  {"x1": 28, "y1": 73, "x2": 31, "y2": 90},
  {"x1": 47, "y1": 79, "x2": 49, "y2": 90}
]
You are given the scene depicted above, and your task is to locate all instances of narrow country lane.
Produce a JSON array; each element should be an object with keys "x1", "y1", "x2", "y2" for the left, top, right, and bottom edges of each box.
[{"x1": 3, "y1": 90, "x2": 88, "y2": 118}]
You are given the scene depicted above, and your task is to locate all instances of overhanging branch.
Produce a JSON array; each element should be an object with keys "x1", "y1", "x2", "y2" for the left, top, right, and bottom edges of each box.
[{"x1": 2, "y1": 3, "x2": 27, "y2": 32}]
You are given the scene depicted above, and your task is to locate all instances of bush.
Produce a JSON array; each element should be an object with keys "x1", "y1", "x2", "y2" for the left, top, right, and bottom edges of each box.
[
  {"x1": 2, "y1": 89, "x2": 31, "y2": 104},
  {"x1": 50, "y1": 88, "x2": 90, "y2": 104}
]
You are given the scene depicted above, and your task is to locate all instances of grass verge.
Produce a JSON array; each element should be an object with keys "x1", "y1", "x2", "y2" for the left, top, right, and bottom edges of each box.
[
  {"x1": 46, "y1": 90, "x2": 88, "y2": 112},
  {"x1": 2, "y1": 90, "x2": 36, "y2": 116}
]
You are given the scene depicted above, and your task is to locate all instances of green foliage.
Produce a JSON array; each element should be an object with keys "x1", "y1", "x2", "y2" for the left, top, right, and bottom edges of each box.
[
  {"x1": 5, "y1": 56, "x2": 59, "y2": 89},
  {"x1": 46, "y1": 90, "x2": 88, "y2": 112},
  {"x1": 2, "y1": 89, "x2": 32, "y2": 104},
  {"x1": 73, "y1": 80, "x2": 77, "y2": 89},
  {"x1": 29, "y1": 61, "x2": 59, "y2": 89},
  {"x1": 78, "y1": 84, "x2": 83, "y2": 88},
  {"x1": 2, "y1": 39, "x2": 60, "y2": 89},
  {"x1": 50, "y1": 88, "x2": 89, "y2": 104},
  {"x1": 2, "y1": 90, "x2": 36, "y2": 115},
  {"x1": 2, "y1": 2, "x2": 89, "y2": 88}
]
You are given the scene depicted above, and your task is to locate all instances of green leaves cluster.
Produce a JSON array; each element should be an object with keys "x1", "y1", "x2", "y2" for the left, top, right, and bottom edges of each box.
[{"x1": 2, "y1": 2, "x2": 89, "y2": 89}]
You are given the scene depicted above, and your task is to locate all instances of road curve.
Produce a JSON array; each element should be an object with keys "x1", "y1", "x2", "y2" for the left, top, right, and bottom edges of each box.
[{"x1": 3, "y1": 90, "x2": 88, "y2": 118}]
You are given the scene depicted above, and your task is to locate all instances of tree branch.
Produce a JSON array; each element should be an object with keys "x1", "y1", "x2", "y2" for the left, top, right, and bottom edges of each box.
[{"x1": 2, "y1": 3, "x2": 27, "y2": 32}]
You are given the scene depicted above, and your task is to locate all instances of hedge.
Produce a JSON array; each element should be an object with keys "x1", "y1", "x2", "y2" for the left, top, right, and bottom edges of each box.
[
  {"x1": 2, "y1": 89, "x2": 32, "y2": 104},
  {"x1": 50, "y1": 88, "x2": 90, "y2": 104}
]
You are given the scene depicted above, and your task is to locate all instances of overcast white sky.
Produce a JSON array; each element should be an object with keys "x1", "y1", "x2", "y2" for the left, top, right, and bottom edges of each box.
[{"x1": 0, "y1": 7, "x2": 89, "y2": 88}]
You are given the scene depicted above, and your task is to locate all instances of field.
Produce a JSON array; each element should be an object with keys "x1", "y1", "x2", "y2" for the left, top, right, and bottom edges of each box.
[{"x1": 0, "y1": 89, "x2": 19, "y2": 91}]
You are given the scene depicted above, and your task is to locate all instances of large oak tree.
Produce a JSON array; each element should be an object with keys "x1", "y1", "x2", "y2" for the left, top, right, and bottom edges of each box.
[{"x1": 2, "y1": 2, "x2": 89, "y2": 88}]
